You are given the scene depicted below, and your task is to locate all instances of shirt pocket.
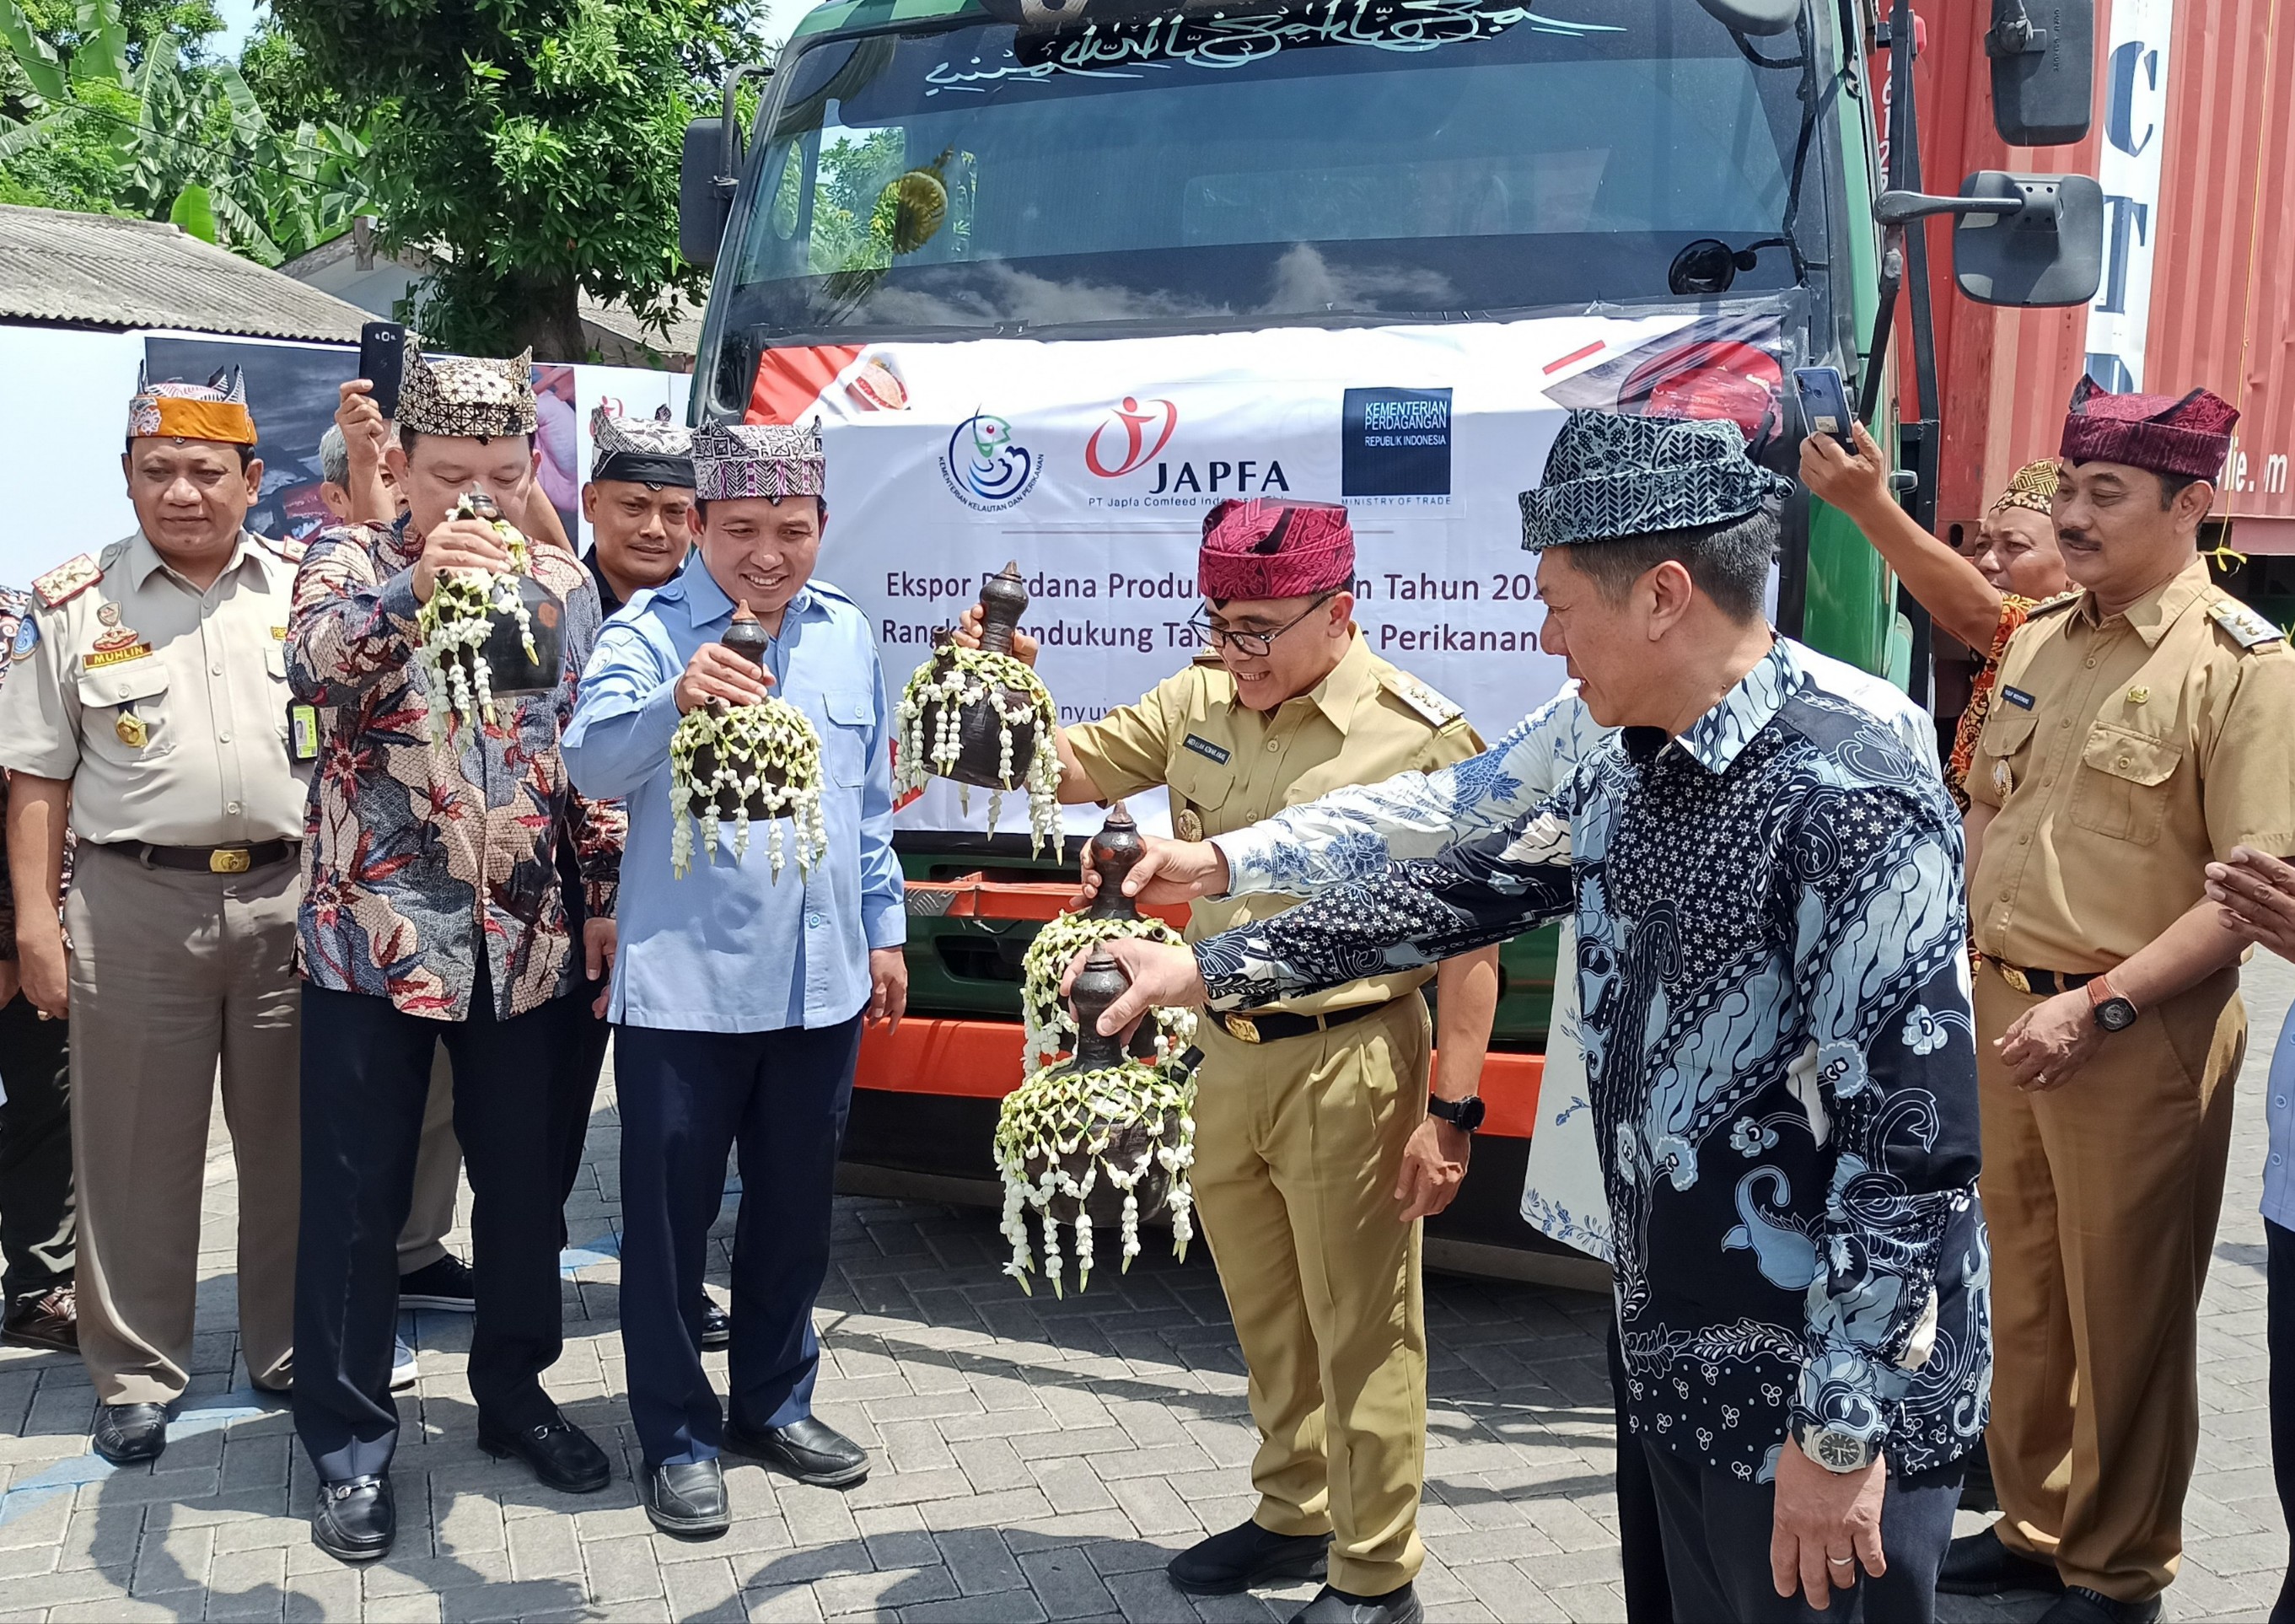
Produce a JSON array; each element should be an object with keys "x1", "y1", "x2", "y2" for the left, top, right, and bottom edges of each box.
[
  {"x1": 819, "y1": 691, "x2": 875, "y2": 788},
  {"x1": 2068, "y1": 723, "x2": 2181, "y2": 844},
  {"x1": 75, "y1": 658, "x2": 175, "y2": 762},
  {"x1": 1165, "y1": 749, "x2": 1237, "y2": 821}
]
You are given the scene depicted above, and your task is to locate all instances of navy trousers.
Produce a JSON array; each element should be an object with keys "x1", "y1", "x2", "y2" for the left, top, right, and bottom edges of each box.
[
  {"x1": 293, "y1": 968, "x2": 574, "y2": 1481},
  {"x1": 1642, "y1": 1438, "x2": 1963, "y2": 1623},
  {"x1": 615, "y1": 1014, "x2": 863, "y2": 1468}
]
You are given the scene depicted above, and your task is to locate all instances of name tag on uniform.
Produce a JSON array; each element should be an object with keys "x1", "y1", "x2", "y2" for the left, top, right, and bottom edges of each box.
[
  {"x1": 1183, "y1": 734, "x2": 1231, "y2": 766},
  {"x1": 288, "y1": 702, "x2": 320, "y2": 763},
  {"x1": 2002, "y1": 686, "x2": 2036, "y2": 710},
  {"x1": 83, "y1": 642, "x2": 153, "y2": 669}
]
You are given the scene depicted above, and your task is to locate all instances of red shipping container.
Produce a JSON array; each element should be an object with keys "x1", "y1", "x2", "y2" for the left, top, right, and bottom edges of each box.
[{"x1": 1905, "y1": 0, "x2": 2294, "y2": 551}]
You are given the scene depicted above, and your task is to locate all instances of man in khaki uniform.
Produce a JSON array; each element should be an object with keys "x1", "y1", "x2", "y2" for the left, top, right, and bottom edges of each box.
[
  {"x1": 1950, "y1": 381, "x2": 2295, "y2": 1624},
  {"x1": 0, "y1": 370, "x2": 311, "y2": 1465},
  {"x1": 964, "y1": 498, "x2": 1496, "y2": 1624}
]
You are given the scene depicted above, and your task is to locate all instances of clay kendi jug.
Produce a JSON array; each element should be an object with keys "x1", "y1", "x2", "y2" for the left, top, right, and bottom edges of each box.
[
  {"x1": 1023, "y1": 946, "x2": 1187, "y2": 1229},
  {"x1": 459, "y1": 492, "x2": 564, "y2": 698},
  {"x1": 1085, "y1": 804, "x2": 1163, "y2": 1062},
  {"x1": 917, "y1": 561, "x2": 1041, "y2": 789},
  {"x1": 688, "y1": 600, "x2": 793, "y2": 818}
]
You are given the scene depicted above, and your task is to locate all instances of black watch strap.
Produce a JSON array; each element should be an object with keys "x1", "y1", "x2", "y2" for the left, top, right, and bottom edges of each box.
[{"x1": 1428, "y1": 1095, "x2": 1486, "y2": 1133}]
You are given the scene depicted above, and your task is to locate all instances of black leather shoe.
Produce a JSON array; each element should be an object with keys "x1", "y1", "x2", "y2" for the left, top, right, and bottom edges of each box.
[
  {"x1": 1168, "y1": 1520, "x2": 1332, "y2": 1595},
  {"x1": 2038, "y1": 1589, "x2": 2163, "y2": 1624},
  {"x1": 643, "y1": 1459, "x2": 730, "y2": 1538},
  {"x1": 700, "y1": 1296, "x2": 731, "y2": 1350},
  {"x1": 1291, "y1": 1584, "x2": 1422, "y2": 1624},
  {"x1": 311, "y1": 1475, "x2": 394, "y2": 1562},
  {"x1": 724, "y1": 1415, "x2": 868, "y2": 1488},
  {"x1": 1939, "y1": 1526, "x2": 2065, "y2": 1596},
  {"x1": 91, "y1": 1402, "x2": 167, "y2": 1465},
  {"x1": 478, "y1": 1411, "x2": 612, "y2": 1493}
]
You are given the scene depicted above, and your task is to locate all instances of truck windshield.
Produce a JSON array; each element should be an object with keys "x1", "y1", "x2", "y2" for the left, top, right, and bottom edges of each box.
[{"x1": 718, "y1": 0, "x2": 1810, "y2": 346}]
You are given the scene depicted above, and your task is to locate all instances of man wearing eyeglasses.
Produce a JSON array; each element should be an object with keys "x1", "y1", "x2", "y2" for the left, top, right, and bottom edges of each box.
[{"x1": 957, "y1": 497, "x2": 1492, "y2": 1624}]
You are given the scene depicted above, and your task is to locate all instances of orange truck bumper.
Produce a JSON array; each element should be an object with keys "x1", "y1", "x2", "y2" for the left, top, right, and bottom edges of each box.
[{"x1": 856, "y1": 1016, "x2": 1546, "y2": 1139}]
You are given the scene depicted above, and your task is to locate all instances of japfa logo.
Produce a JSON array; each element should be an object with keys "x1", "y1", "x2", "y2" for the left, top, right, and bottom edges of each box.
[
  {"x1": 1085, "y1": 396, "x2": 1180, "y2": 477},
  {"x1": 940, "y1": 411, "x2": 1042, "y2": 511},
  {"x1": 1342, "y1": 386, "x2": 1452, "y2": 497}
]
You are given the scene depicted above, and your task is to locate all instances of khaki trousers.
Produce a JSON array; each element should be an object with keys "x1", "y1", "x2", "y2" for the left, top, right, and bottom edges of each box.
[
  {"x1": 1192, "y1": 994, "x2": 1429, "y2": 1598},
  {"x1": 67, "y1": 847, "x2": 301, "y2": 1403},
  {"x1": 1976, "y1": 963, "x2": 2244, "y2": 1603},
  {"x1": 396, "y1": 1050, "x2": 461, "y2": 1273}
]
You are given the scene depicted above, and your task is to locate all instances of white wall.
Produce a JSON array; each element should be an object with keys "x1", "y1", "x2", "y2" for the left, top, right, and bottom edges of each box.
[{"x1": 0, "y1": 328, "x2": 142, "y2": 587}]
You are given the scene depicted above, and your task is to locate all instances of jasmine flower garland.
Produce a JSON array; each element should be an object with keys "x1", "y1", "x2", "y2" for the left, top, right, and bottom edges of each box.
[
  {"x1": 993, "y1": 1061, "x2": 1196, "y2": 1297},
  {"x1": 668, "y1": 699, "x2": 829, "y2": 879},
  {"x1": 412, "y1": 493, "x2": 538, "y2": 744},
  {"x1": 1019, "y1": 911, "x2": 1199, "y2": 1079},
  {"x1": 892, "y1": 644, "x2": 1061, "y2": 853}
]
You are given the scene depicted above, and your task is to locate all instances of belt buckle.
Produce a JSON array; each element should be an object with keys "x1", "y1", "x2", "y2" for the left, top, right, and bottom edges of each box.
[
  {"x1": 1997, "y1": 962, "x2": 2033, "y2": 997},
  {"x1": 1223, "y1": 1015, "x2": 1260, "y2": 1045},
  {"x1": 208, "y1": 847, "x2": 253, "y2": 874}
]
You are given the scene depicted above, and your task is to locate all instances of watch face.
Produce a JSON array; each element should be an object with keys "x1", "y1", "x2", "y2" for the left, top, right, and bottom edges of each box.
[
  {"x1": 1436, "y1": 1096, "x2": 1486, "y2": 1132},
  {"x1": 1811, "y1": 1429, "x2": 1870, "y2": 1472},
  {"x1": 2097, "y1": 998, "x2": 2138, "y2": 1032}
]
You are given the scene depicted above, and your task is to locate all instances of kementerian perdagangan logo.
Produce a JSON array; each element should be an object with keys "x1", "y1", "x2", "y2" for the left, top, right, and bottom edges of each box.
[{"x1": 940, "y1": 411, "x2": 1041, "y2": 511}]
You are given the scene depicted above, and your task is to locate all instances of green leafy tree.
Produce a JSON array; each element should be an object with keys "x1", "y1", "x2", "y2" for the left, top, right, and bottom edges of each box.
[
  {"x1": 266, "y1": 0, "x2": 766, "y2": 360},
  {"x1": 0, "y1": 0, "x2": 369, "y2": 261}
]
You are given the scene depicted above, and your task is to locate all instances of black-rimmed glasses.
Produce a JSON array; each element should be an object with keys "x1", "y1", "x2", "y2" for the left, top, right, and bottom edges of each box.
[{"x1": 1184, "y1": 593, "x2": 1338, "y2": 659}]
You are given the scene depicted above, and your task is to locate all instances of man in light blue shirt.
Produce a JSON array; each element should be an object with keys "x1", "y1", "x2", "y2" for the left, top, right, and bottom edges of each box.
[{"x1": 564, "y1": 421, "x2": 905, "y2": 1538}]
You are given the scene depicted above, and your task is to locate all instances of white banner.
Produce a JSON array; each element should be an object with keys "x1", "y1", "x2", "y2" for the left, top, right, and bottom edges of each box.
[
  {"x1": 774, "y1": 312, "x2": 1742, "y2": 836},
  {"x1": 2083, "y1": 0, "x2": 2174, "y2": 393}
]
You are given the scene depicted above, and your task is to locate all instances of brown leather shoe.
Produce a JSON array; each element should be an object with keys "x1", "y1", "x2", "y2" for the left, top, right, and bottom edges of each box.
[{"x1": 3, "y1": 1287, "x2": 77, "y2": 1352}]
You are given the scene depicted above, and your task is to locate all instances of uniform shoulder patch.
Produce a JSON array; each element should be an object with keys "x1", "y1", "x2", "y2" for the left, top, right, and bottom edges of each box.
[
  {"x1": 257, "y1": 532, "x2": 307, "y2": 565},
  {"x1": 1379, "y1": 669, "x2": 1467, "y2": 730},
  {"x1": 2027, "y1": 589, "x2": 2082, "y2": 618},
  {"x1": 31, "y1": 553, "x2": 101, "y2": 610},
  {"x1": 2207, "y1": 596, "x2": 2287, "y2": 651}
]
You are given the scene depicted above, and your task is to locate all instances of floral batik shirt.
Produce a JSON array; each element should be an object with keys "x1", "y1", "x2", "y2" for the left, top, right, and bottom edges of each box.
[
  {"x1": 1195, "y1": 640, "x2": 1989, "y2": 1479},
  {"x1": 287, "y1": 518, "x2": 624, "y2": 1022}
]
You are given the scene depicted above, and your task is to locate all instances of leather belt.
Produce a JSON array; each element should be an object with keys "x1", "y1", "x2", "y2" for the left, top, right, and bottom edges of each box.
[
  {"x1": 102, "y1": 839, "x2": 298, "y2": 875},
  {"x1": 1215, "y1": 992, "x2": 1413, "y2": 1046},
  {"x1": 1978, "y1": 955, "x2": 2098, "y2": 998}
]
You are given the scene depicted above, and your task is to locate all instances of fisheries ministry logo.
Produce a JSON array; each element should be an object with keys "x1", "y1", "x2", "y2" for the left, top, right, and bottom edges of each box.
[
  {"x1": 1085, "y1": 396, "x2": 1179, "y2": 477},
  {"x1": 941, "y1": 411, "x2": 1041, "y2": 511},
  {"x1": 1342, "y1": 386, "x2": 1452, "y2": 498}
]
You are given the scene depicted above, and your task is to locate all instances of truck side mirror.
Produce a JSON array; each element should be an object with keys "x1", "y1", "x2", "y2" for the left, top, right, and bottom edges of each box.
[
  {"x1": 680, "y1": 65, "x2": 775, "y2": 269},
  {"x1": 679, "y1": 116, "x2": 735, "y2": 267},
  {"x1": 1876, "y1": 171, "x2": 2104, "y2": 308},
  {"x1": 1690, "y1": 0, "x2": 1799, "y2": 35},
  {"x1": 1988, "y1": 0, "x2": 2094, "y2": 146}
]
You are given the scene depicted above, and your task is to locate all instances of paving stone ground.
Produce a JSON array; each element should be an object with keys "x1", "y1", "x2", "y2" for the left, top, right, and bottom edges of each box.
[{"x1": 0, "y1": 954, "x2": 2284, "y2": 1622}]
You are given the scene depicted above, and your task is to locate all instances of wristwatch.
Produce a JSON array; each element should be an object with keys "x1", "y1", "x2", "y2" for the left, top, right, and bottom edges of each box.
[
  {"x1": 1427, "y1": 1095, "x2": 1486, "y2": 1134},
  {"x1": 2086, "y1": 973, "x2": 2138, "y2": 1033},
  {"x1": 1792, "y1": 1417, "x2": 1877, "y2": 1474}
]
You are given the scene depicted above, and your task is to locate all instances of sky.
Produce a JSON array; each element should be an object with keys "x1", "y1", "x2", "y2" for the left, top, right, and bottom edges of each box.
[{"x1": 207, "y1": 2, "x2": 801, "y2": 56}]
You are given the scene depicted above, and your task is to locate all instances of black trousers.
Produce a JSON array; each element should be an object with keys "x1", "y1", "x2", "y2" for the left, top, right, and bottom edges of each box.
[
  {"x1": 552, "y1": 981, "x2": 611, "y2": 1243},
  {"x1": 2268, "y1": 1218, "x2": 2295, "y2": 1624},
  {"x1": 0, "y1": 993, "x2": 72, "y2": 1305},
  {"x1": 615, "y1": 1015, "x2": 862, "y2": 1468},
  {"x1": 293, "y1": 970, "x2": 574, "y2": 1481},
  {"x1": 1642, "y1": 1438, "x2": 1963, "y2": 1623},
  {"x1": 1611, "y1": 1320, "x2": 1676, "y2": 1624}
]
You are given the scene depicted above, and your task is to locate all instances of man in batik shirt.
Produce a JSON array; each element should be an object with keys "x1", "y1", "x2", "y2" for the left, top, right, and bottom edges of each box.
[
  {"x1": 1092, "y1": 410, "x2": 1990, "y2": 1622},
  {"x1": 286, "y1": 338, "x2": 624, "y2": 1563}
]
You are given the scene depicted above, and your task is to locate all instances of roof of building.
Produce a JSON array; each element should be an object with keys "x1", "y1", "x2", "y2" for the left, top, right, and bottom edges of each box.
[{"x1": 0, "y1": 204, "x2": 372, "y2": 342}]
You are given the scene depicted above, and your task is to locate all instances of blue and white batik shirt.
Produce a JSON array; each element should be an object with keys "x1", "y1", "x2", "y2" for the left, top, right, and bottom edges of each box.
[
  {"x1": 1194, "y1": 639, "x2": 1988, "y2": 1478},
  {"x1": 1211, "y1": 643, "x2": 1939, "y2": 899}
]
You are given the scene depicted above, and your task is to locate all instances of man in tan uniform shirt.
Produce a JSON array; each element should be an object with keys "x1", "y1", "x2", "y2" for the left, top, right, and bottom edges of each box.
[
  {"x1": 1952, "y1": 382, "x2": 2295, "y2": 1624},
  {"x1": 964, "y1": 498, "x2": 1494, "y2": 1624},
  {"x1": 0, "y1": 371, "x2": 311, "y2": 1465}
]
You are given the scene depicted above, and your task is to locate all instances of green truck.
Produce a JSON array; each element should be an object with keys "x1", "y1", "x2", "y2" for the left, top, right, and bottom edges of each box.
[{"x1": 677, "y1": 0, "x2": 2102, "y2": 1278}]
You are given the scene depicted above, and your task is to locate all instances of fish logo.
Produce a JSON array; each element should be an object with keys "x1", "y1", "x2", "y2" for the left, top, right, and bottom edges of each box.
[{"x1": 940, "y1": 411, "x2": 1040, "y2": 511}]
